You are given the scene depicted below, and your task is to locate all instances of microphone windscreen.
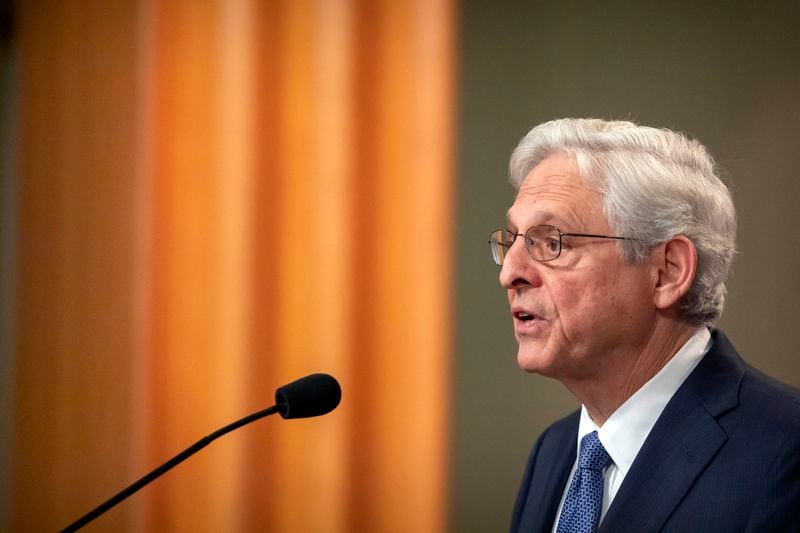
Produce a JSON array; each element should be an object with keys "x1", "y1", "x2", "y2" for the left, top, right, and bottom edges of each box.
[{"x1": 274, "y1": 373, "x2": 341, "y2": 419}]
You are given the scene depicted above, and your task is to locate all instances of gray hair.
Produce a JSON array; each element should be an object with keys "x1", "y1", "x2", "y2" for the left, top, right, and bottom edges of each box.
[{"x1": 509, "y1": 118, "x2": 736, "y2": 325}]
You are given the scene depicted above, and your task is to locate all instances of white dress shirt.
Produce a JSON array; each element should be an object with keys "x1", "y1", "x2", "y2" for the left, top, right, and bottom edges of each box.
[{"x1": 552, "y1": 327, "x2": 712, "y2": 531}]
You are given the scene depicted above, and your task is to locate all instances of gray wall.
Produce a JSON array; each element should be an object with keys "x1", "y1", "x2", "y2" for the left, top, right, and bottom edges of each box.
[
  {"x1": 0, "y1": 2, "x2": 16, "y2": 525},
  {"x1": 453, "y1": 2, "x2": 800, "y2": 531}
]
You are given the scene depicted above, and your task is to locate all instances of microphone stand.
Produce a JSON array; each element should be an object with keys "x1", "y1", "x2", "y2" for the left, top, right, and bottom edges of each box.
[{"x1": 61, "y1": 405, "x2": 281, "y2": 532}]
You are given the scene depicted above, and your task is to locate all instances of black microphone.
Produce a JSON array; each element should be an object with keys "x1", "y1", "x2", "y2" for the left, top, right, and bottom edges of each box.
[
  {"x1": 62, "y1": 373, "x2": 341, "y2": 532},
  {"x1": 275, "y1": 373, "x2": 341, "y2": 419}
]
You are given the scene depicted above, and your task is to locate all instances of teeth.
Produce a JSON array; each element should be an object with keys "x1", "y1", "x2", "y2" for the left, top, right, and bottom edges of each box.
[{"x1": 518, "y1": 313, "x2": 534, "y2": 321}]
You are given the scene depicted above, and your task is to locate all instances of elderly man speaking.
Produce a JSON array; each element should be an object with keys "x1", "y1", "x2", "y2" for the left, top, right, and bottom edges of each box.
[{"x1": 493, "y1": 119, "x2": 800, "y2": 532}]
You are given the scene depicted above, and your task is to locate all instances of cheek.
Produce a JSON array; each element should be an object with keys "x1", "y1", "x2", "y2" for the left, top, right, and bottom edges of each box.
[
  {"x1": 547, "y1": 271, "x2": 582, "y2": 315},
  {"x1": 559, "y1": 267, "x2": 653, "y2": 341},
  {"x1": 549, "y1": 269, "x2": 619, "y2": 332}
]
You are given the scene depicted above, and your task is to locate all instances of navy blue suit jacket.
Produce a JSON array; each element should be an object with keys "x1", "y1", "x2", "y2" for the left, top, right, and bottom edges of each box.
[{"x1": 511, "y1": 330, "x2": 800, "y2": 532}]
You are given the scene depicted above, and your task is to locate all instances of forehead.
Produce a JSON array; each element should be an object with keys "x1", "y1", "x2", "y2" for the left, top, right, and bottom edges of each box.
[{"x1": 506, "y1": 153, "x2": 606, "y2": 230}]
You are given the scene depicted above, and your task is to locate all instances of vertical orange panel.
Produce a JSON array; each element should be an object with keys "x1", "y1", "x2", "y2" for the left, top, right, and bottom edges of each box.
[
  {"x1": 13, "y1": 1, "x2": 139, "y2": 530},
  {"x1": 268, "y1": 1, "x2": 355, "y2": 531},
  {"x1": 362, "y1": 0, "x2": 417, "y2": 527},
  {"x1": 271, "y1": 1, "x2": 344, "y2": 530},
  {"x1": 246, "y1": 1, "x2": 454, "y2": 531},
  {"x1": 148, "y1": 0, "x2": 218, "y2": 527},
  {"x1": 405, "y1": 2, "x2": 455, "y2": 531},
  {"x1": 307, "y1": 1, "x2": 355, "y2": 530},
  {"x1": 239, "y1": 0, "x2": 286, "y2": 527},
  {"x1": 212, "y1": 0, "x2": 253, "y2": 528},
  {"x1": 348, "y1": 1, "x2": 454, "y2": 531},
  {"x1": 145, "y1": 0, "x2": 250, "y2": 530},
  {"x1": 129, "y1": 0, "x2": 157, "y2": 529},
  {"x1": 13, "y1": 0, "x2": 454, "y2": 531}
]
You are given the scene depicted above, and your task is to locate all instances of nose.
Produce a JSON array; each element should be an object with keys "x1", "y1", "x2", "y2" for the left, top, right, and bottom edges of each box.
[{"x1": 499, "y1": 236, "x2": 542, "y2": 289}]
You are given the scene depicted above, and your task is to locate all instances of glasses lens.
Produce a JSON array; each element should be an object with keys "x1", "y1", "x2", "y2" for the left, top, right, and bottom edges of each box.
[
  {"x1": 526, "y1": 225, "x2": 561, "y2": 261},
  {"x1": 489, "y1": 229, "x2": 512, "y2": 265}
]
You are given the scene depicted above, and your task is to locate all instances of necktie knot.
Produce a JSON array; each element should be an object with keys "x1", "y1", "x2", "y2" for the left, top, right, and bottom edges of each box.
[{"x1": 579, "y1": 431, "x2": 613, "y2": 472}]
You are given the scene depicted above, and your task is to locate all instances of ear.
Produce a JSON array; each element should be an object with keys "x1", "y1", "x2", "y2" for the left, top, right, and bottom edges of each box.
[{"x1": 653, "y1": 235, "x2": 698, "y2": 310}]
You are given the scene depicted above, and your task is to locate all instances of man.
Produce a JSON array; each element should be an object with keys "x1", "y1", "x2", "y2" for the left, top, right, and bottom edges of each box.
[{"x1": 492, "y1": 119, "x2": 800, "y2": 532}]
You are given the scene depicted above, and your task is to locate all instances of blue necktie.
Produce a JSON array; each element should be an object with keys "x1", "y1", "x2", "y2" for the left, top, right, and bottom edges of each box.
[{"x1": 556, "y1": 431, "x2": 613, "y2": 533}]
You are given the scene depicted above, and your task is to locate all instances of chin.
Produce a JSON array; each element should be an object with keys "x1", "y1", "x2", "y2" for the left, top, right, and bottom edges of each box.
[{"x1": 516, "y1": 346, "x2": 560, "y2": 377}]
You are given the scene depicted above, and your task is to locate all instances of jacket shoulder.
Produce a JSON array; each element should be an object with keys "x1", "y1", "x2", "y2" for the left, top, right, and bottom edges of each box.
[{"x1": 510, "y1": 410, "x2": 579, "y2": 532}]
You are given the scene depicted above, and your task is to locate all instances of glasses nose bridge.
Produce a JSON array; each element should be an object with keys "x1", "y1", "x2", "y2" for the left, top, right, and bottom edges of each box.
[
  {"x1": 499, "y1": 236, "x2": 525, "y2": 287},
  {"x1": 504, "y1": 229, "x2": 539, "y2": 264},
  {"x1": 499, "y1": 230, "x2": 547, "y2": 288},
  {"x1": 507, "y1": 231, "x2": 530, "y2": 259}
]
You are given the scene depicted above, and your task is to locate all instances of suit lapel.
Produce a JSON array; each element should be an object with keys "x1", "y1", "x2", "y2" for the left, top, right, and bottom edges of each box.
[
  {"x1": 598, "y1": 387, "x2": 727, "y2": 532},
  {"x1": 516, "y1": 413, "x2": 578, "y2": 533},
  {"x1": 599, "y1": 330, "x2": 745, "y2": 532}
]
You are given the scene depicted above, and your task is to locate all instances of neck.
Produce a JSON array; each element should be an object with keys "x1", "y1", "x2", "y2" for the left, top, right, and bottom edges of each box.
[{"x1": 563, "y1": 320, "x2": 699, "y2": 426}]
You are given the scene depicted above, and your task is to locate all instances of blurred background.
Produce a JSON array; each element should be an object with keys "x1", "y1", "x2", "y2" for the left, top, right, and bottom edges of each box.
[{"x1": 1, "y1": 1, "x2": 799, "y2": 531}]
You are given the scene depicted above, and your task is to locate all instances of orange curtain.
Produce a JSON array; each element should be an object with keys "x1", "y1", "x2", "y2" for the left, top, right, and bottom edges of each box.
[{"x1": 11, "y1": 1, "x2": 454, "y2": 531}]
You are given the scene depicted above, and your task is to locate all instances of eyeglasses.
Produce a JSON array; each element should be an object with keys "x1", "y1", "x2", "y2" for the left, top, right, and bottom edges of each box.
[{"x1": 488, "y1": 224, "x2": 634, "y2": 265}]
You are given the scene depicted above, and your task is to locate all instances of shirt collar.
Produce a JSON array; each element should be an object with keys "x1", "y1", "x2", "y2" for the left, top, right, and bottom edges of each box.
[{"x1": 576, "y1": 327, "x2": 712, "y2": 475}]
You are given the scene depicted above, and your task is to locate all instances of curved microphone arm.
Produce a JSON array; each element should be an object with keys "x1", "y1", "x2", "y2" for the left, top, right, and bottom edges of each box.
[
  {"x1": 61, "y1": 371, "x2": 341, "y2": 532},
  {"x1": 61, "y1": 405, "x2": 281, "y2": 532}
]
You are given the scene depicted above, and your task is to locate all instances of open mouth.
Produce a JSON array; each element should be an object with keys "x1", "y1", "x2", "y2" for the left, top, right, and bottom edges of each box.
[{"x1": 514, "y1": 311, "x2": 536, "y2": 322}]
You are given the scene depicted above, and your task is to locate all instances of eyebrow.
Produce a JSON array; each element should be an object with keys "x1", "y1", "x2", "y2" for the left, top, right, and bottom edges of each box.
[{"x1": 505, "y1": 209, "x2": 563, "y2": 228}]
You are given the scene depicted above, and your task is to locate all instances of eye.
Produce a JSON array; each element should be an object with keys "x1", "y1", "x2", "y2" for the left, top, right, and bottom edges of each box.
[{"x1": 546, "y1": 237, "x2": 560, "y2": 253}]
